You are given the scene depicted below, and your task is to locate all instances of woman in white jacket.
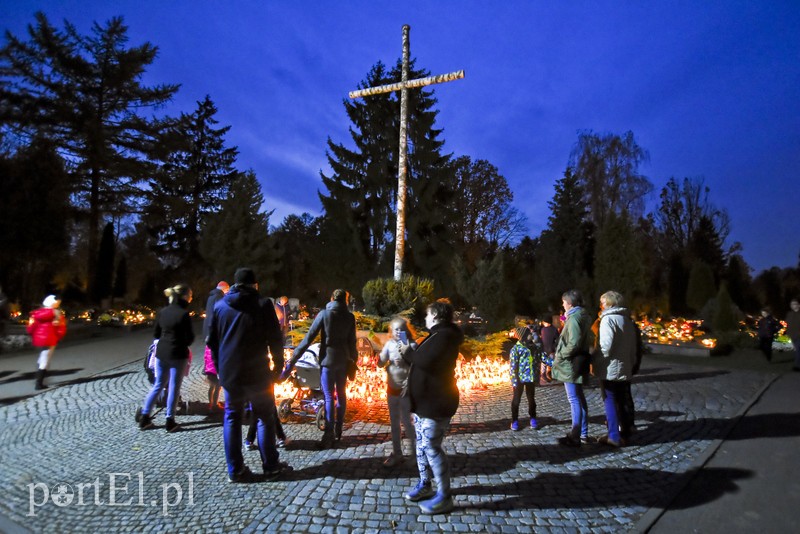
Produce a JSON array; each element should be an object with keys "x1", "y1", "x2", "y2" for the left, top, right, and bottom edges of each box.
[{"x1": 595, "y1": 290, "x2": 639, "y2": 447}]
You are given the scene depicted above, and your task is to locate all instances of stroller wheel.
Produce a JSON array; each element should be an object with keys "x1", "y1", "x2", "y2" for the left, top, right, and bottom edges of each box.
[
  {"x1": 278, "y1": 399, "x2": 292, "y2": 423},
  {"x1": 316, "y1": 407, "x2": 326, "y2": 431}
]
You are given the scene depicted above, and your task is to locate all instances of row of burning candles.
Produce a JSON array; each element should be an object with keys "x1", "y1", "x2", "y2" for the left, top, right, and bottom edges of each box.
[
  {"x1": 637, "y1": 318, "x2": 717, "y2": 348},
  {"x1": 273, "y1": 353, "x2": 508, "y2": 404},
  {"x1": 272, "y1": 316, "x2": 742, "y2": 404}
]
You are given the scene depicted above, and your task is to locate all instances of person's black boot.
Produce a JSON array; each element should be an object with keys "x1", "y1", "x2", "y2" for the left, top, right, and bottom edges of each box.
[
  {"x1": 34, "y1": 369, "x2": 47, "y2": 390},
  {"x1": 320, "y1": 429, "x2": 335, "y2": 449},
  {"x1": 335, "y1": 421, "x2": 343, "y2": 441}
]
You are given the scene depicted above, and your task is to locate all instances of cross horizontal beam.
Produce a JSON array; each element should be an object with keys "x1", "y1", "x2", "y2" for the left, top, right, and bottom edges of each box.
[{"x1": 348, "y1": 70, "x2": 465, "y2": 99}]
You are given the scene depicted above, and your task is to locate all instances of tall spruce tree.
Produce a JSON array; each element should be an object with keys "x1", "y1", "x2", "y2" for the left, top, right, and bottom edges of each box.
[
  {"x1": 686, "y1": 261, "x2": 716, "y2": 313},
  {"x1": 271, "y1": 214, "x2": 324, "y2": 303},
  {"x1": 594, "y1": 212, "x2": 646, "y2": 305},
  {"x1": 453, "y1": 252, "x2": 514, "y2": 330},
  {"x1": 0, "y1": 136, "x2": 70, "y2": 307},
  {"x1": 146, "y1": 96, "x2": 239, "y2": 268},
  {"x1": 0, "y1": 13, "x2": 179, "y2": 284},
  {"x1": 198, "y1": 171, "x2": 278, "y2": 293},
  {"x1": 535, "y1": 169, "x2": 593, "y2": 307},
  {"x1": 320, "y1": 58, "x2": 454, "y2": 292},
  {"x1": 724, "y1": 254, "x2": 756, "y2": 313}
]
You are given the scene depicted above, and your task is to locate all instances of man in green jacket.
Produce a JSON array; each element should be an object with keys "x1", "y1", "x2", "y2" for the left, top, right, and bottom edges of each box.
[{"x1": 552, "y1": 289, "x2": 595, "y2": 446}]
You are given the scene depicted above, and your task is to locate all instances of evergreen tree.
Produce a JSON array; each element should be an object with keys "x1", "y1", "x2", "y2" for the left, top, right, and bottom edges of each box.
[
  {"x1": 635, "y1": 214, "x2": 670, "y2": 316},
  {"x1": 667, "y1": 253, "x2": 689, "y2": 316},
  {"x1": 713, "y1": 283, "x2": 738, "y2": 332},
  {"x1": 724, "y1": 254, "x2": 757, "y2": 313},
  {"x1": 753, "y1": 267, "x2": 784, "y2": 317},
  {"x1": 319, "y1": 58, "x2": 455, "y2": 291},
  {"x1": 534, "y1": 169, "x2": 593, "y2": 307},
  {"x1": 271, "y1": 213, "x2": 324, "y2": 303},
  {"x1": 93, "y1": 222, "x2": 116, "y2": 303},
  {"x1": 320, "y1": 61, "x2": 398, "y2": 274},
  {"x1": 146, "y1": 96, "x2": 239, "y2": 268},
  {"x1": 686, "y1": 261, "x2": 716, "y2": 313},
  {"x1": 0, "y1": 137, "x2": 70, "y2": 308},
  {"x1": 198, "y1": 171, "x2": 279, "y2": 294},
  {"x1": 688, "y1": 215, "x2": 726, "y2": 282},
  {"x1": 119, "y1": 222, "x2": 162, "y2": 307},
  {"x1": 0, "y1": 13, "x2": 179, "y2": 283},
  {"x1": 454, "y1": 253, "x2": 514, "y2": 330},
  {"x1": 506, "y1": 237, "x2": 538, "y2": 317},
  {"x1": 594, "y1": 212, "x2": 646, "y2": 305}
]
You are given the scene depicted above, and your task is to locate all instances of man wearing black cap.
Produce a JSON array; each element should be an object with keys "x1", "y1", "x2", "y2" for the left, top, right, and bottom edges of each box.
[{"x1": 207, "y1": 267, "x2": 291, "y2": 482}]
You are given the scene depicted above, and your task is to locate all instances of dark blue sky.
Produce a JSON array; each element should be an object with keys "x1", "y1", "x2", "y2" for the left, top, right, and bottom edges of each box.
[{"x1": 4, "y1": 1, "x2": 799, "y2": 273}]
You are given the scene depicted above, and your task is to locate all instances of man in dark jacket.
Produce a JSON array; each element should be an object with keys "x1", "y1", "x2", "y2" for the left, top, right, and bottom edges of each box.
[
  {"x1": 283, "y1": 289, "x2": 357, "y2": 448},
  {"x1": 399, "y1": 299, "x2": 463, "y2": 515},
  {"x1": 207, "y1": 268, "x2": 290, "y2": 482}
]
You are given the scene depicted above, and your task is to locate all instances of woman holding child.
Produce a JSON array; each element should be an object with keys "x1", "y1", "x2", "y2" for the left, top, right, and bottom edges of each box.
[{"x1": 399, "y1": 299, "x2": 463, "y2": 515}]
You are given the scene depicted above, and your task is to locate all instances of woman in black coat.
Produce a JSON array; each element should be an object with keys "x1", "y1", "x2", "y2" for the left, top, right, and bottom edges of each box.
[
  {"x1": 400, "y1": 299, "x2": 463, "y2": 515},
  {"x1": 137, "y1": 284, "x2": 194, "y2": 432}
]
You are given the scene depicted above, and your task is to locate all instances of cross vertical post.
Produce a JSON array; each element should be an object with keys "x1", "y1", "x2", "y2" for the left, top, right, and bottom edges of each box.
[
  {"x1": 349, "y1": 25, "x2": 464, "y2": 281},
  {"x1": 395, "y1": 25, "x2": 410, "y2": 282}
]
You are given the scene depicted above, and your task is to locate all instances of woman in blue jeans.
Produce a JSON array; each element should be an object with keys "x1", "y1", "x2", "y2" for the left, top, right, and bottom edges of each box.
[
  {"x1": 137, "y1": 284, "x2": 194, "y2": 432},
  {"x1": 283, "y1": 289, "x2": 357, "y2": 449},
  {"x1": 551, "y1": 289, "x2": 595, "y2": 447}
]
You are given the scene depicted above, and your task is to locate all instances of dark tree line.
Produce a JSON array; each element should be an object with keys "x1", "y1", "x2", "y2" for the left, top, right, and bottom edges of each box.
[{"x1": 1, "y1": 12, "x2": 797, "y2": 325}]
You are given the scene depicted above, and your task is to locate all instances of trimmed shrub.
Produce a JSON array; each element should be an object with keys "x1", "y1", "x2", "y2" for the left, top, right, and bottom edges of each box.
[{"x1": 362, "y1": 275, "x2": 434, "y2": 318}]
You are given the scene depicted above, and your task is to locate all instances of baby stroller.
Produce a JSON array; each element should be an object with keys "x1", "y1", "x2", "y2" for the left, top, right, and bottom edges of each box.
[
  {"x1": 141, "y1": 340, "x2": 190, "y2": 414},
  {"x1": 277, "y1": 343, "x2": 326, "y2": 430}
]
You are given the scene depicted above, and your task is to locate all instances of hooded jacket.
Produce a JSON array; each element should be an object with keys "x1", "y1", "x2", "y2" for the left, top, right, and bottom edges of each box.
[
  {"x1": 27, "y1": 308, "x2": 67, "y2": 347},
  {"x1": 208, "y1": 285, "x2": 284, "y2": 390},
  {"x1": 405, "y1": 321, "x2": 464, "y2": 419},
  {"x1": 289, "y1": 299, "x2": 356, "y2": 370},
  {"x1": 552, "y1": 307, "x2": 594, "y2": 384},
  {"x1": 595, "y1": 306, "x2": 638, "y2": 381}
]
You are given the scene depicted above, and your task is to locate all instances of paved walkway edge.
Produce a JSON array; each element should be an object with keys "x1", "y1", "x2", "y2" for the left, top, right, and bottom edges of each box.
[
  {"x1": 0, "y1": 356, "x2": 143, "y2": 534},
  {"x1": 632, "y1": 372, "x2": 780, "y2": 533}
]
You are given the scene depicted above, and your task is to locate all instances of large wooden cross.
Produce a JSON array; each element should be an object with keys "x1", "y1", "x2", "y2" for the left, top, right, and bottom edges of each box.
[{"x1": 349, "y1": 24, "x2": 464, "y2": 281}]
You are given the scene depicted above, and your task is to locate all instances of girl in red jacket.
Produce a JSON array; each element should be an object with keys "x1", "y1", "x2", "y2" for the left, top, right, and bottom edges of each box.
[{"x1": 27, "y1": 295, "x2": 67, "y2": 390}]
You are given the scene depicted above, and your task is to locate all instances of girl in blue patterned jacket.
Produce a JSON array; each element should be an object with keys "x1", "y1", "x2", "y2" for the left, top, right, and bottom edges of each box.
[{"x1": 509, "y1": 326, "x2": 538, "y2": 430}]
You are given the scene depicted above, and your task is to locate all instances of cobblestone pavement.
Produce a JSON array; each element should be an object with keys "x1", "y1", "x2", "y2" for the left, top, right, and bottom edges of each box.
[{"x1": 0, "y1": 356, "x2": 774, "y2": 533}]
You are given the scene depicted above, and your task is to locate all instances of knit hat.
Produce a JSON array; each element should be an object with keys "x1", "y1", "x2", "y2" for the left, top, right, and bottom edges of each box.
[
  {"x1": 234, "y1": 268, "x2": 257, "y2": 285},
  {"x1": 43, "y1": 295, "x2": 59, "y2": 307},
  {"x1": 514, "y1": 327, "x2": 530, "y2": 342}
]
